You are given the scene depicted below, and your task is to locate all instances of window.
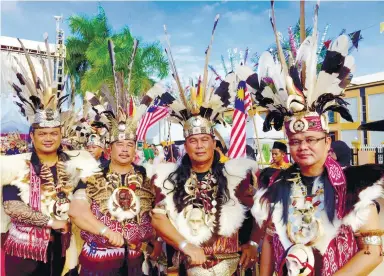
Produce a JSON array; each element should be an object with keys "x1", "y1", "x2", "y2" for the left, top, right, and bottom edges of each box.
[
  {"x1": 368, "y1": 93, "x2": 384, "y2": 121},
  {"x1": 341, "y1": 98, "x2": 358, "y2": 123},
  {"x1": 341, "y1": 130, "x2": 359, "y2": 146},
  {"x1": 369, "y1": 132, "x2": 384, "y2": 146},
  {"x1": 328, "y1": 111, "x2": 336, "y2": 123}
]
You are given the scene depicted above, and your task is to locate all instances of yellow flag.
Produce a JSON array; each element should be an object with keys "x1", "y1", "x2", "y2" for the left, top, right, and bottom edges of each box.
[{"x1": 380, "y1": 22, "x2": 384, "y2": 34}]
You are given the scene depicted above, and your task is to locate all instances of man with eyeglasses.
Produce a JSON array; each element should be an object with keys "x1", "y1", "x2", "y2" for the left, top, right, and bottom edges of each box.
[
  {"x1": 247, "y1": 3, "x2": 384, "y2": 275},
  {"x1": 254, "y1": 117, "x2": 383, "y2": 276}
]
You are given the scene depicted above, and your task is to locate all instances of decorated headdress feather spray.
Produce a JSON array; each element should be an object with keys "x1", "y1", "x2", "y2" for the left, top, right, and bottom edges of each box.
[
  {"x1": 234, "y1": 0, "x2": 354, "y2": 135},
  {"x1": 163, "y1": 25, "x2": 188, "y2": 109},
  {"x1": 203, "y1": 14, "x2": 220, "y2": 103},
  {"x1": 159, "y1": 15, "x2": 239, "y2": 138},
  {"x1": 87, "y1": 39, "x2": 164, "y2": 143},
  {"x1": 10, "y1": 34, "x2": 69, "y2": 128}
]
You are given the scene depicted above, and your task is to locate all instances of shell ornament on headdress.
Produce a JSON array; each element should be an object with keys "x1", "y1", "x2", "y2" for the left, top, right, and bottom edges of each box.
[
  {"x1": 10, "y1": 35, "x2": 70, "y2": 129},
  {"x1": 159, "y1": 15, "x2": 240, "y2": 138},
  {"x1": 85, "y1": 39, "x2": 164, "y2": 144},
  {"x1": 233, "y1": 1, "x2": 354, "y2": 135}
]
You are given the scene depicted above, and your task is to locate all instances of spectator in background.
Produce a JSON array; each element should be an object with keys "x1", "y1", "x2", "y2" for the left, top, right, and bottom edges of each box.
[
  {"x1": 330, "y1": 140, "x2": 352, "y2": 168},
  {"x1": 270, "y1": 141, "x2": 291, "y2": 169},
  {"x1": 6, "y1": 141, "x2": 20, "y2": 155},
  {"x1": 163, "y1": 144, "x2": 179, "y2": 163}
]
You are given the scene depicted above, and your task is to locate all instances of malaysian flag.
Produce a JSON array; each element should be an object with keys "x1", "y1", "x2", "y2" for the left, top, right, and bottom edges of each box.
[
  {"x1": 136, "y1": 98, "x2": 169, "y2": 141},
  {"x1": 228, "y1": 81, "x2": 251, "y2": 158}
]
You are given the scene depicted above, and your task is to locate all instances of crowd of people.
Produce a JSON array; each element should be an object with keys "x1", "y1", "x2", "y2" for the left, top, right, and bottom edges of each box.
[{"x1": 1, "y1": 2, "x2": 384, "y2": 276}]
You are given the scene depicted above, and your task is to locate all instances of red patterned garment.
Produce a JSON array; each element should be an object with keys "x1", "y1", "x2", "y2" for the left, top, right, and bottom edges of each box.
[
  {"x1": 273, "y1": 225, "x2": 358, "y2": 275},
  {"x1": 79, "y1": 201, "x2": 154, "y2": 272}
]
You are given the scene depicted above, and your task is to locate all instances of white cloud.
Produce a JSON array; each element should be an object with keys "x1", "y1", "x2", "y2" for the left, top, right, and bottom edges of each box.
[
  {"x1": 173, "y1": 45, "x2": 194, "y2": 55},
  {"x1": 222, "y1": 11, "x2": 254, "y2": 23},
  {"x1": 250, "y1": 4, "x2": 259, "y2": 11},
  {"x1": 202, "y1": 3, "x2": 220, "y2": 13},
  {"x1": 178, "y1": 31, "x2": 194, "y2": 38},
  {"x1": 192, "y1": 17, "x2": 204, "y2": 25}
]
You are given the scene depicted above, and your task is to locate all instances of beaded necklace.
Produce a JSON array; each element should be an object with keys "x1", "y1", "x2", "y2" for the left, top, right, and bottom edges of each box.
[{"x1": 287, "y1": 172, "x2": 325, "y2": 245}]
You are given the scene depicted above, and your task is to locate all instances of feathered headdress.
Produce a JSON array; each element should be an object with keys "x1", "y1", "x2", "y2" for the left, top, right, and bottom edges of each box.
[
  {"x1": 235, "y1": 1, "x2": 355, "y2": 135},
  {"x1": 86, "y1": 39, "x2": 164, "y2": 143},
  {"x1": 10, "y1": 35, "x2": 70, "y2": 129},
  {"x1": 161, "y1": 15, "x2": 239, "y2": 138}
]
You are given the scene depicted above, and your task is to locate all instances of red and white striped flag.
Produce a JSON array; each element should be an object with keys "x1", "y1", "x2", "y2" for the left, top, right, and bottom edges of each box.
[
  {"x1": 228, "y1": 81, "x2": 251, "y2": 159},
  {"x1": 136, "y1": 102, "x2": 169, "y2": 141}
]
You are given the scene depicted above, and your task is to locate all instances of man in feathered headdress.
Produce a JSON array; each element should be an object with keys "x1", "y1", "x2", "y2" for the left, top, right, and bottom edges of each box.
[
  {"x1": 1, "y1": 36, "x2": 98, "y2": 275},
  {"x1": 246, "y1": 2, "x2": 384, "y2": 275},
  {"x1": 68, "y1": 39, "x2": 165, "y2": 275},
  {"x1": 150, "y1": 15, "x2": 260, "y2": 275},
  {"x1": 86, "y1": 133, "x2": 108, "y2": 166}
]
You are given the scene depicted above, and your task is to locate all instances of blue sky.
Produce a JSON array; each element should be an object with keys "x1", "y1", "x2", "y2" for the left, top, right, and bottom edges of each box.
[{"x1": 2, "y1": 0, "x2": 384, "y2": 81}]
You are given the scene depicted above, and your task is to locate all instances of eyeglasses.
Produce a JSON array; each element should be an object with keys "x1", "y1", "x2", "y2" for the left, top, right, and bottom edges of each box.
[{"x1": 288, "y1": 137, "x2": 326, "y2": 147}]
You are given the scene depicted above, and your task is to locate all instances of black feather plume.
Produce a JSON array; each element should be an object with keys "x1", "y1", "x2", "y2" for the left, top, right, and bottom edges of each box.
[
  {"x1": 16, "y1": 73, "x2": 26, "y2": 85},
  {"x1": 263, "y1": 110, "x2": 285, "y2": 132},
  {"x1": 11, "y1": 83, "x2": 22, "y2": 94},
  {"x1": 321, "y1": 50, "x2": 345, "y2": 75},
  {"x1": 57, "y1": 94, "x2": 70, "y2": 109},
  {"x1": 323, "y1": 105, "x2": 353, "y2": 122},
  {"x1": 313, "y1": 93, "x2": 336, "y2": 113},
  {"x1": 246, "y1": 73, "x2": 260, "y2": 90},
  {"x1": 101, "y1": 110, "x2": 116, "y2": 120},
  {"x1": 15, "y1": 102, "x2": 27, "y2": 117},
  {"x1": 214, "y1": 81, "x2": 231, "y2": 107},
  {"x1": 29, "y1": 96, "x2": 42, "y2": 110}
]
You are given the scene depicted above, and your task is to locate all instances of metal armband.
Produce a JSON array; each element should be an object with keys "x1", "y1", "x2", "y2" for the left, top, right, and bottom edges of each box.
[{"x1": 355, "y1": 230, "x2": 384, "y2": 256}]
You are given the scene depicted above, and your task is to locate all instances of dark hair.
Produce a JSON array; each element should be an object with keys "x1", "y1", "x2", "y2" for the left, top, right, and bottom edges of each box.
[
  {"x1": 165, "y1": 151, "x2": 230, "y2": 212},
  {"x1": 261, "y1": 164, "x2": 335, "y2": 224},
  {"x1": 215, "y1": 140, "x2": 228, "y2": 155}
]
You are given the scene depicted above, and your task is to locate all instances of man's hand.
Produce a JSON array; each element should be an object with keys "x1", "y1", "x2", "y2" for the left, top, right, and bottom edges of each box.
[
  {"x1": 51, "y1": 219, "x2": 70, "y2": 234},
  {"x1": 104, "y1": 228, "x2": 124, "y2": 247},
  {"x1": 239, "y1": 243, "x2": 258, "y2": 270},
  {"x1": 183, "y1": 243, "x2": 207, "y2": 265},
  {"x1": 150, "y1": 240, "x2": 163, "y2": 261}
]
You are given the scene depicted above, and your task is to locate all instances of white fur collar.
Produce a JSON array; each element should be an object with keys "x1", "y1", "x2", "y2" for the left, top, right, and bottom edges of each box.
[
  {"x1": 0, "y1": 151, "x2": 99, "y2": 232},
  {"x1": 343, "y1": 179, "x2": 384, "y2": 232},
  {"x1": 253, "y1": 179, "x2": 384, "y2": 255},
  {"x1": 271, "y1": 203, "x2": 342, "y2": 254},
  {"x1": 153, "y1": 158, "x2": 257, "y2": 245}
]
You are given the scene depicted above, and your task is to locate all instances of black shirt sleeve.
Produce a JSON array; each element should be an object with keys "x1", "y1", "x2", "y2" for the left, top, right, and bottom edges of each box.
[{"x1": 2, "y1": 185, "x2": 22, "y2": 202}]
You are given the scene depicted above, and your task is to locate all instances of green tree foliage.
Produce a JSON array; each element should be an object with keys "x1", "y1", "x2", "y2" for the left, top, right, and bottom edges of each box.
[{"x1": 66, "y1": 6, "x2": 169, "y2": 96}]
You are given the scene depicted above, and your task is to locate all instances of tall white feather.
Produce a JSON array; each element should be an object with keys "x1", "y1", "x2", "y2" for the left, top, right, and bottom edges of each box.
[
  {"x1": 312, "y1": 35, "x2": 350, "y2": 104},
  {"x1": 305, "y1": 1, "x2": 320, "y2": 106}
]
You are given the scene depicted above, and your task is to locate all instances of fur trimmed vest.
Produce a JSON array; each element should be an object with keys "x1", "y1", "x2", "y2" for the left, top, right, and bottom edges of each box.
[{"x1": 151, "y1": 158, "x2": 258, "y2": 246}]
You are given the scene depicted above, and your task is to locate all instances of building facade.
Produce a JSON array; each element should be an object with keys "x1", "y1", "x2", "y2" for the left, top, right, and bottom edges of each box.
[{"x1": 328, "y1": 72, "x2": 384, "y2": 146}]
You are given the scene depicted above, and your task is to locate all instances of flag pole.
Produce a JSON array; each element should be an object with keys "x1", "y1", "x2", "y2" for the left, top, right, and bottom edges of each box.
[{"x1": 250, "y1": 99, "x2": 264, "y2": 165}]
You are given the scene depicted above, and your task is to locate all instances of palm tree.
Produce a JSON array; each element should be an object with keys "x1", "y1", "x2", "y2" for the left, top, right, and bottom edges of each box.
[
  {"x1": 66, "y1": 5, "x2": 111, "y2": 94},
  {"x1": 66, "y1": 5, "x2": 169, "y2": 96}
]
